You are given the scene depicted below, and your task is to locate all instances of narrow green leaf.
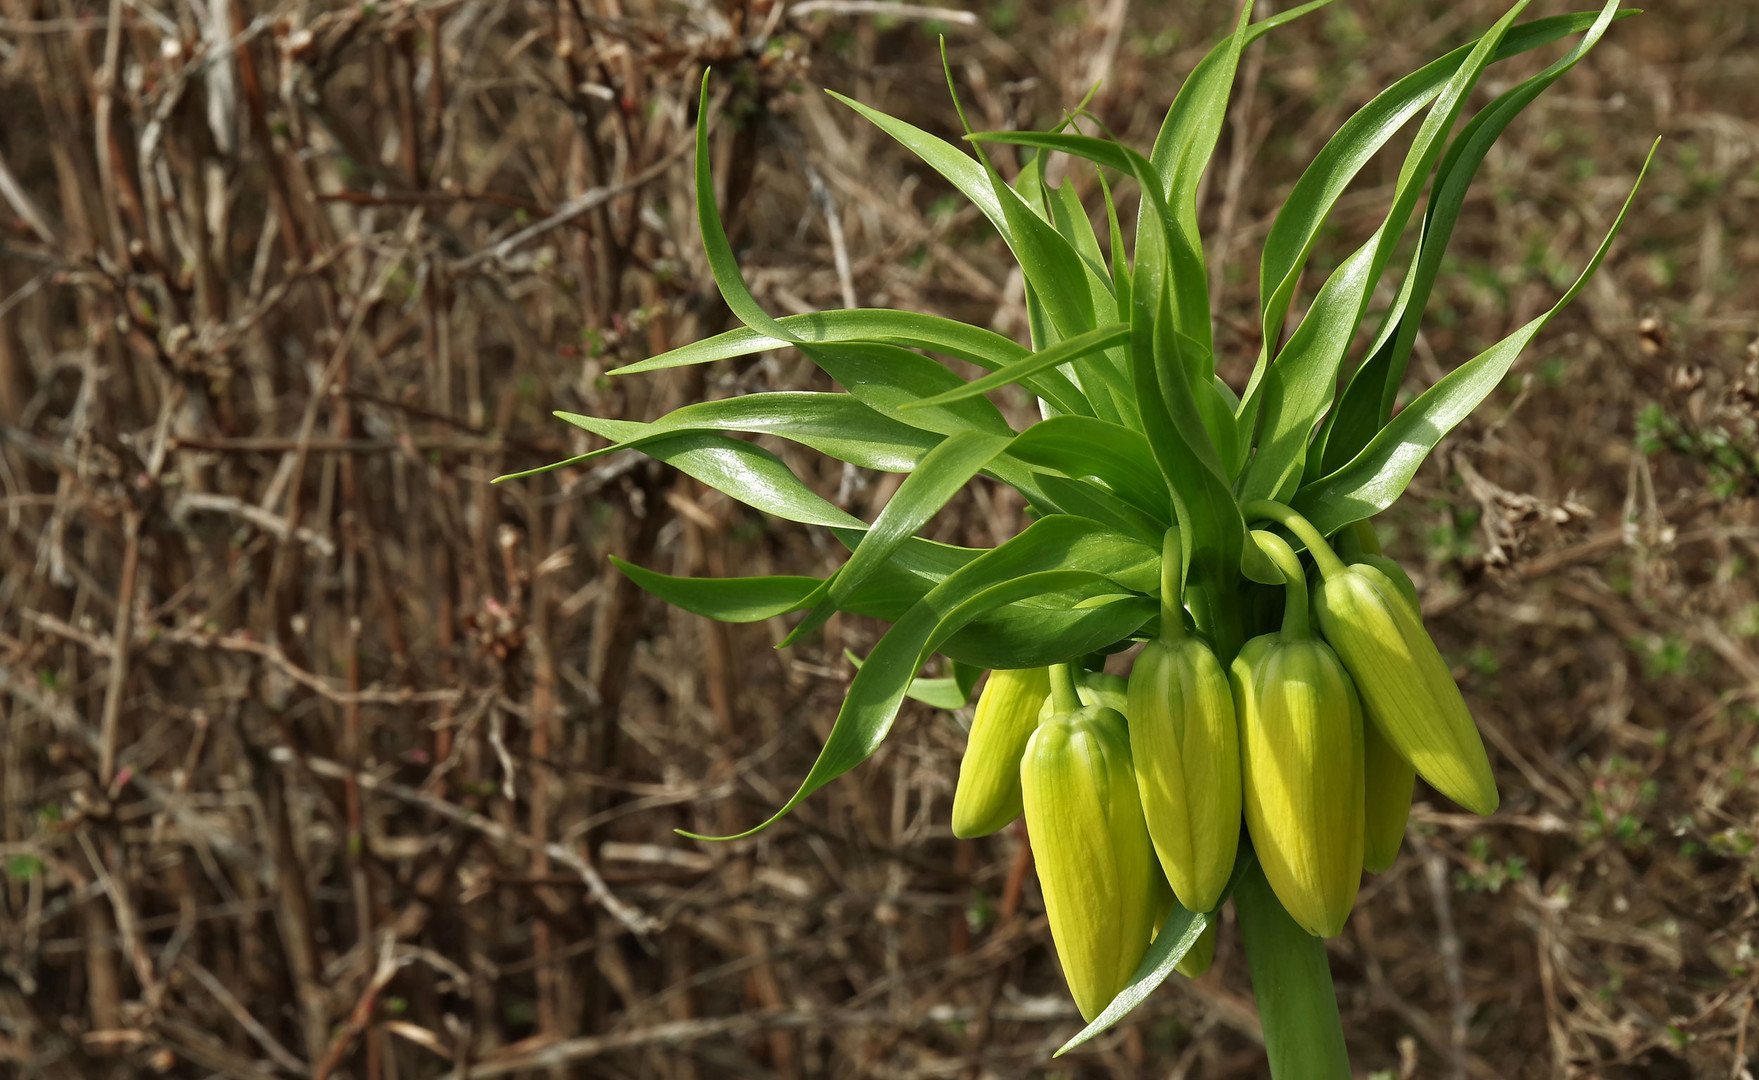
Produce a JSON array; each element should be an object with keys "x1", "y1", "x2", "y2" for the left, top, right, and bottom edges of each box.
[
  {"x1": 1240, "y1": 2, "x2": 1528, "y2": 503},
  {"x1": 686, "y1": 572, "x2": 1096, "y2": 841},
  {"x1": 694, "y1": 73, "x2": 797, "y2": 344},
  {"x1": 502, "y1": 428, "x2": 862, "y2": 529},
  {"x1": 1006, "y1": 415, "x2": 1170, "y2": 521},
  {"x1": 1295, "y1": 139, "x2": 1657, "y2": 534},
  {"x1": 1049, "y1": 181, "x2": 1137, "y2": 425},
  {"x1": 1244, "y1": 8, "x2": 1635, "y2": 409},
  {"x1": 553, "y1": 394, "x2": 941, "y2": 473},
  {"x1": 794, "y1": 342, "x2": 1059, "y2": 508},
  {"x1": 783, "y1": 430, "x2": 1013, "y2": 645},
  {"x1": 1032, "y1": 476, "x2": 1166, "y2": 545},
  {"x1": 969, "y1": 131, "x2": 1210, "y2": 369},
  {"x1": 610, "y1": 558, "x2": 816, "y2": 622},
  {"x1": 844, "y1": 650, "x2": 971, "y2": 710},
  {"x1": 941, "y1": 590, "x2": 1154, "y2": 670},
  {"x1": 827, "y1": 91, "x2": 1007, "y2": 236},
  {"x1": 1098, "y1": 170, "x2": 1132, "y2": 315},
  {"x1": 1237, "y1": 239, "x2": 1376, "y2": 501},
  {"x1": 984, "y1": 159, "x2": 1103, "y2": 350},
  {"x1": 1118, "y1": 165, "x2": 1249, "y2": 589},
  {"x1": 610, "y1": 555, "x2": 952, "y2": 627},
  {"x1": 802, "y1": 341, "x2": 1015, "y2": 439},
  {"x1": 1056, "y1": 850, "x2": 1259, "y2": 1055},
  {"x1": 1316, "y1": 0, "x2": 1624, "y2": 474},
  {"x1": 1241, "y1": 0, "x2": 1338, "y2": 44},
  {"x1": 607, "y1": 308, "x2": 1090, "y2": 417},
  {"x1": 831, "y1": 88, "x2": 1112, "y2": 372},
  {"x1": 1142, "y1": 1, "x2": 1259, "y2": 362},
  {"x1": 1049, "y1": 179, "x2": 1117, "y2": 304},
  {"x1": 901, "y1": 324, "x2": 1130, "y2": 410}
]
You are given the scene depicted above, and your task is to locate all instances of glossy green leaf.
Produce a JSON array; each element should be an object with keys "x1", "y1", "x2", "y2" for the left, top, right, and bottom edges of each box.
[
  {"x1": 940, "y1": 590, "x2": 1154, "y2": 670},
  {"x1": 1295, "y1": 140, "x2": 1656, "y2": 535},
  {"x1": 902, "y1": 324, "x2": 1130, "y2": 411},
  {"x1": 969, "y1": 131, "x2": 1210, "y2": 378},
  {"x1": 802, "y1": 342, "x2": 1013, "y2": 439},
  {"x1": 1117, "y1": 160, "x2": 1250, "y2": 590},
  {"x1": 1243, "y1": 8, "x2": 1633, "y2": 410},
  {"x1": 508, "y1": 427, "x2": 860, "y2": 528},
  {"x1": 844, "y1": 649, "x2": 971, "y2": 710},
  {"x1": 1032, "y1": 477, "x2": 1166, "y2": 545},
  {"x1": 607, "y1": 309, "x2": 1090, "y2": 418},
  {"x1": 680, "y1": 517, "x2": 1156, "y2": 840},
  {"x1": 1098, "y1": 170, "x2": 1132, "y2": 315},
  {"x1": 784, "y1": 430, "x2": 1013, "y2": 645},
  {"x1": 610, "y1": 558, "x2": 817, "y2": 623},
  {"x1": 1238, "y1": 239, "x2": 1376, "y2": 500},
  {"x1": 1049, "y1": 179, "x2": 1118, "y2": 305},
  {"x1": 825, "y1": 90, "x2": 1008, "y2": 239},
  {"x1": 694, "y1": 74, "x2": 797, "y2": 345},
  {"x1": 1006, "y1": 416, "x2": 1170, "y2": 521},
  {"x1": 1316, "y1": 0, "x2": 1624, "y2": 474},
  {"x1": 1239, "y1": 3, "x2": 1525, "y2": 505},
  {"x1": 611, "y1": 552, "x2": 949, "y2": 628},
  {"x1": 1141, "y1": 1, "x2": 1260, "y2": 362},
  {"x1": 1146, "y1": 0, "x2": 1340, "y2": 248},
  {"x1": 552, "y1": 394, "x2": 940, "y2": 473},
  {"x1": 832, "y1": 91, "x2": 1108, "y2": 389},
  {"x1": 682, "y1": 564, "x2": 1115, "y2": 837},
  {"x1": 974, "y1": 162, "x2": 1098, "y2": 348}
]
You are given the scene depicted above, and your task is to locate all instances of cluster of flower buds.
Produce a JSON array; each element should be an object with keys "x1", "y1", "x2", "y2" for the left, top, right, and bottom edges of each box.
[{"x1": 949, "y1": 512, "x2": 1500, "y2": 1016}]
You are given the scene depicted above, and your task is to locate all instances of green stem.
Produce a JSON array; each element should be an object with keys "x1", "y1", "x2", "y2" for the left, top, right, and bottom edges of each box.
[
  {"x1": 1242, "y1": 500, "x2": 1348, "y2": 579},
  {"x1": 1158, "y1": 527, "x2": 1187, "y2": 643},
  {"x1": 1251, "y1": 530, "x2": 1311, "y2": 640},
  {"x1": 1235, "y1": 863, "x2": 1353, "y2": 1080},
  {"x1": 1048, "y1": 662, "x2": 1081, "y2": 714}
]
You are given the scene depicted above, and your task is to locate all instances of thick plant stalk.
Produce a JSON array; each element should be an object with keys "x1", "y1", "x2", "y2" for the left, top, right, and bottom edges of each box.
[{"x1": 1236, "y1": 863, "x2": 1353, "y2": 1079}]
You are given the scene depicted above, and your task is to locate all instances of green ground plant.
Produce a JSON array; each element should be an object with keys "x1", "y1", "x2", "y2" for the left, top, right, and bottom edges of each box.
[{"x1": 506, "y1": 0, "x2": 1653, "y2": 1070}]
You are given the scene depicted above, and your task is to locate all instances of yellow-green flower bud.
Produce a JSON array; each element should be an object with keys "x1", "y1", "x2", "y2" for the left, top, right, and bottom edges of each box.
[
  {"x1": 1301, "y1": 554, "x2": 1419, "y2": 872},
  {"x1": 1126, "y1": 636, "x2": 1241, "y2": 913},
  {"x1": 952, "y1": 668, "x2": 1051, "y2": 839},
  {"x1": 1022, "y1": 702, "x2": 1158, "y2": 1021},
  {"x1": 1175, "y1": 921, "x2": 1217, "y2": 979},
  {"x1": 1232, "y1": 634, "x2": 1365, "y2": 939},
  {"x1": 1354, "y1": 554, "x2": 1420, "y2": 613},
  {"x1": 1346, "y1": 557, "x2": 1418, "y2": 873},
  {"x1": 1313, "y1": 564, "x2": 1499, "y2": 816},
  {"x1": 1362, "y1": 714, "x2": 1415, "y2": 872}
]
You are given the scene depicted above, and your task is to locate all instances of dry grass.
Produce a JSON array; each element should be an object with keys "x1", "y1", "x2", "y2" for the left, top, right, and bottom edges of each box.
[{"x1": 2, "y1": 1, "x2": 1758, "y2": 1078}]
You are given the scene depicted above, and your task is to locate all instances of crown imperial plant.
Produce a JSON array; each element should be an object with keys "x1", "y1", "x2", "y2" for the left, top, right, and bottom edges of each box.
[{"x1": 503, "y1": 0, "x2": 1652, "y2": 1069}]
